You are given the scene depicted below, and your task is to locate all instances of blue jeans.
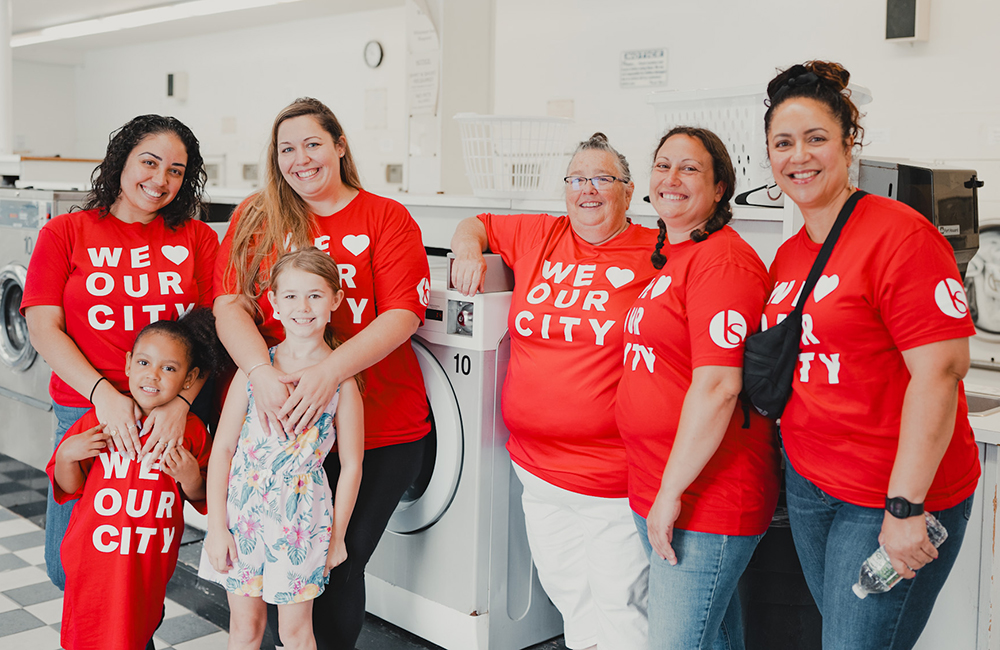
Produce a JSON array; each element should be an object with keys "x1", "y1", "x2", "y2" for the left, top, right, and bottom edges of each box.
[
  {"x1": 44, "y1": 402, "x2": 89, "y2": 590},
  {"x1": 785, "y1": 458, "x2": 973, "y2": 650},
  {"x1": 634, "y1": 512, "x2": 761, "y2": 650}
]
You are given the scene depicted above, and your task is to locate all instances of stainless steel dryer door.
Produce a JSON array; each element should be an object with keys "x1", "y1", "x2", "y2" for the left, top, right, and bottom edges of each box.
[
  {"x1": 0, "y1": 263, "x2": 37, "y2": 372},
  {"x1": 386, "y1": 337, "x2": 464, "y2": 533}
]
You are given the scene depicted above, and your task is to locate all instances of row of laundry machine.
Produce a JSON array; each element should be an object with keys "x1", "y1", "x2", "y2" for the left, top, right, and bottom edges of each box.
[{"x1": 0, "y1": 188, "x2": 85, "y2": 470}]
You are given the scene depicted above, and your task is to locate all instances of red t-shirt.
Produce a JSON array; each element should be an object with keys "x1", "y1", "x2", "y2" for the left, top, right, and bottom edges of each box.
[
  {"x1": 47, "y1": 410, "x2": 210, "y2": 650},
  {"x1": 21, "y1": 210, "x2": 218, "y2": 407},
  {"x1": 479, "y1": 213, "x2": 659, "y2": 497},
  {"x1": 615, "y1": 226, "x2": 779, "y2": 534},
  {"x1": 765, "y1": 194, "x2": 980, "y2": 510},
  {"x1": 216, "y1": 190, "x2": 431, "y2": 450}
]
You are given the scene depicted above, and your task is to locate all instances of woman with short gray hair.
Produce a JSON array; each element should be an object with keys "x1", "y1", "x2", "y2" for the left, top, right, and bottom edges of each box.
[{"x1": 451, "y1": 133, "x2": 656, "y2": 649}]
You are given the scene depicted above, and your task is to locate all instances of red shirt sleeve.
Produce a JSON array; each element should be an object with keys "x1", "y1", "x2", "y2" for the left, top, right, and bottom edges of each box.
[
  {"x1": 191, "y1": 221, "x2": 220, "y2": 308},
  {"x1": 477, "y1": 213, "x2": 552, "y2": 268},
  {"x1": 687, "y1": 257, "x2": 769, "y2": 368},
  {"x1": 877, "y1": 226, "x2": 976, "y2": 350},
  {"x1": 369, "y1": 203, "x2": 431, "y2": 320},
  {"x1": 181, "y1": 414, "x2": 213, "y2": 514},
  {"x1": 21, "y1": 213, "x2": 75, "y2": 313},
  {"x1": 213, "y1": 198, "x2": 252, "y2": 299}
]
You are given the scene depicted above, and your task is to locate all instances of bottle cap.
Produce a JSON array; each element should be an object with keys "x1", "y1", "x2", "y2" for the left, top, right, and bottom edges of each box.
[{"x1": 852, "y1": 583, "x2": 868, "y2": 599}]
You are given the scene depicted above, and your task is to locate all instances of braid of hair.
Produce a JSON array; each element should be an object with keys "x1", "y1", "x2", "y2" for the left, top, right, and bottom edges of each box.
[
  {"x1": 651, "y1": 218, "x2": 668, "y2": 269},
  {"x1": 690, "y1": 201, "x2": 733, "y2": 243}
]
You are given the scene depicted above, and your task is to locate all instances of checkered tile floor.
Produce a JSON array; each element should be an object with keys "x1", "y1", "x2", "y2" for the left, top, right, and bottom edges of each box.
[{"x1": 0, "y1": 454, "x2": 229, "y2": 650}]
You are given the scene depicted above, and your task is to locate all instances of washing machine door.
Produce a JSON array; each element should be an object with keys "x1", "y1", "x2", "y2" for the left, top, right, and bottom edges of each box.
[
  {"x1": 0, "y1": 264, "x2": 37, "y2": 372},
  {"x1": 386, "y1": 338, "x2": 463, "y2": 534},
  {"x1": 967, "y1": 225, "x2": 1000, "y2": 336}
]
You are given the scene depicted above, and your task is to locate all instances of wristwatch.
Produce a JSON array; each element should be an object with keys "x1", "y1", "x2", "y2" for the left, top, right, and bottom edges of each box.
[{"x1": 885, "y1": 496, "x2": 925, "y2": 519}]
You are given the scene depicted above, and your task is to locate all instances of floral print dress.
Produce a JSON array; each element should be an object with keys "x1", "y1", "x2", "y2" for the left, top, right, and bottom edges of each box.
[{"x1": 199, "y1": 348, "x2": 339, "y2": 604}]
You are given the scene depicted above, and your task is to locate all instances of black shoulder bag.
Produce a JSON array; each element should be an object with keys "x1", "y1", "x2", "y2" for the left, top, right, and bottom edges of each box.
[{"x1": 742, "y1": 190, "x2": 867, "y2": 419}]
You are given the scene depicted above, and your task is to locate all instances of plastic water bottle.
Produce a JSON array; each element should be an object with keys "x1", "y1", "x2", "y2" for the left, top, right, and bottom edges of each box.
[{"x1": 852, "y1": 512, "x2": 948, "y2": 599}]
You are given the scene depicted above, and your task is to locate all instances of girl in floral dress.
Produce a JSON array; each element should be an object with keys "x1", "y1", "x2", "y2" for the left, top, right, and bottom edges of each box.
[{"x1": 200, "y1": 248, "x2": 364, "y2": 650}]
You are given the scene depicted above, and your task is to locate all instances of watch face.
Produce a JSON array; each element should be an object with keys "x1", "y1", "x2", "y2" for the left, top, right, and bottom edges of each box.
[
  {"x1": 365, "y1": 41, "x2": 383, "y2": 68},
  {"x1": 888, "y1": 499, "x2": 907, "y2": 518}
]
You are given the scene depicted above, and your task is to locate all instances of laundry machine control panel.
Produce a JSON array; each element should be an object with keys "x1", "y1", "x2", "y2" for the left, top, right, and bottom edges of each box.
[{"x1": 421, "y1": 254, "x2": 513, "y2": 351}]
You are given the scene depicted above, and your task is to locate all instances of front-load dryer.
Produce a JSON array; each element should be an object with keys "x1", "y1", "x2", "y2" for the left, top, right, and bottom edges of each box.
[
  {"x1": 0, "y1": 189, "x2": 86, "y2": 470},
  {"x1": 364, "y1": 255, "x2": 562, "y2": 650}
]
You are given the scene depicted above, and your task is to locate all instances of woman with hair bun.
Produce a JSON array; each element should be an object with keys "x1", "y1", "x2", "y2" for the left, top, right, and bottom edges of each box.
[
  {"x1": 451, "y1": 133, "x2": 658, "y2": 650},
  {"x1": 763, "y1": 60, "x2": 979, "y2": 648},
  {"x1": 615, "y1": 126, "x2": 778, "y2": 649},
  {"x1": 23, "y1": 114, "x2": 218, "y2": 591}
]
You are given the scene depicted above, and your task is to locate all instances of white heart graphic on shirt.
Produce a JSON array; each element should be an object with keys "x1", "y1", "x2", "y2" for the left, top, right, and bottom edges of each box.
[
  {"x1": 161, "y1": 245, "x2": 189, "y2": 265},
  {"x1": 650, "y1": 276, "x2": 672, "y2": 299},
  {"x1": 812, "y1": 275, "x2": 839, "y2": 302},
  {"x1": 606, "y1": 267, "x2": 635, "y2": 289},
  {"x1": 342, "y1": 235, "x2": 370, "y2": 256}
]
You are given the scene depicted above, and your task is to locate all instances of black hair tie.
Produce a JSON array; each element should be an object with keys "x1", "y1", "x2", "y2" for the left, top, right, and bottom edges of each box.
[
  {"x1": 787, "y1": 71, "x2": 819, "y2": 88},
  {"x1": 772, "y1": 71, "x2": 821, "y2": 102}
]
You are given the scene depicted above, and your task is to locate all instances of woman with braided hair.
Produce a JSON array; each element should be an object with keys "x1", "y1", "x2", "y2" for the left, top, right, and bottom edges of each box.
[
  {"x1": 763, "y1": 61, "x2": 978, "y2": 650},
  {"x1": 615, "y1": 126, "x2": 779, "y2": 649}
]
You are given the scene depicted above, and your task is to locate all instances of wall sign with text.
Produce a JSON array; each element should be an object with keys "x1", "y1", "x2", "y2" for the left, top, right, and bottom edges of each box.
[{"x1": 620, "y1": 48, "x2": 668, "y2": 88}]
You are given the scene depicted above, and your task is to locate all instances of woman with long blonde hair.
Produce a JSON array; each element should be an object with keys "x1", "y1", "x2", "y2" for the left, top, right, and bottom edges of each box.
[{"x1": 214, "y1": 97, "x2": 431, "y2": 648}]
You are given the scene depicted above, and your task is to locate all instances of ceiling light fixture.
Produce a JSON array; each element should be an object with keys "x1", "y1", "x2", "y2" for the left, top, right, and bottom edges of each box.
[{"x1": 11, "y1": 0, "x2": 307, "y2": 47}]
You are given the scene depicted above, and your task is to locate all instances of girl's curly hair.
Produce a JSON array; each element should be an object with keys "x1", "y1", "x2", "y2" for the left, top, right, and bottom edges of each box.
[
  {"x1": 133, "y1": 307, "x2": 230, "y2": 380},
  {"x1": 84, "y1": 115, "x2": 206, "y2": 228}
]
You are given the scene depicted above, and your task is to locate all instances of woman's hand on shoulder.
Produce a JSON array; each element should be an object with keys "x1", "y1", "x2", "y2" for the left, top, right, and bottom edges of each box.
[
  {"x1": 92, "y1": 380, "x2": 143, "y2": 461},
  {"x1": 879, "y1": 511, "x2": 938, "y2": 580},
  {"x1": 250, "y1": 365, "x2": 293, "y2": 438},
  {"x1": 278, "y1": 362, "x2": 342, "y2": 436},
  {"x1": 140, "y1": 396, "x2": 189, "y2": 460}
]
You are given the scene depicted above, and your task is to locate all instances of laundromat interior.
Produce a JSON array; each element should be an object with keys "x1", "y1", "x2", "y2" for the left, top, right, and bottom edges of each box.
[{"x1": 1, "y1": 1, "x2": 1000, "y2": 649}]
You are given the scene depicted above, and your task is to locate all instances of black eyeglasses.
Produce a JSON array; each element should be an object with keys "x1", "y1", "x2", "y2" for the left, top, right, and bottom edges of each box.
[{"x1": 563, "y1": 175, "x2": 625, "y2": 191}]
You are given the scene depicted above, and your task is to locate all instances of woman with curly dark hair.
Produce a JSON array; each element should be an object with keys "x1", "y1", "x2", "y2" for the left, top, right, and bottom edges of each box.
[{"x1": 22, "y1": 114, "x2": 219, "y2": 590}]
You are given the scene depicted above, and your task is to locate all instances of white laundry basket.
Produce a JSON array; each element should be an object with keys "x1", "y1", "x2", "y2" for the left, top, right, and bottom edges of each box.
[
  {"x1": 454, "y1": 114, "x2": 572, "y2": 199},
  {"x1": 647, "y1": 84, "x2": 872, "y2": 196}
]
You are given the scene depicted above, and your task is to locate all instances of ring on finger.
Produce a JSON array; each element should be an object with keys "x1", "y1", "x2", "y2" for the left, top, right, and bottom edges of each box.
[{"x1": 110, "y1": 429, "x2": 119, "y2": 437}]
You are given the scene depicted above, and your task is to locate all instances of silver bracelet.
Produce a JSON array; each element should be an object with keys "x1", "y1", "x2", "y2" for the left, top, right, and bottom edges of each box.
[{"x1": 246, "y1": 361, "x2": 269, "y2": 377}]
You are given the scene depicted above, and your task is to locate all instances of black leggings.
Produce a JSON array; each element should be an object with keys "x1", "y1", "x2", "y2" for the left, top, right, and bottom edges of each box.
[{"x1": 268, "y1": 435, "x2": 428, "y2": 649}]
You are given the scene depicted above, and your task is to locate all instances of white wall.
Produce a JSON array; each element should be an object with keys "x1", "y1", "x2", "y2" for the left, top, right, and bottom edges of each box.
[
  {"x1": 11, "y1": 1, "x2": 1000, "y2": 216},
  {"x1": 71, "y1": 7, "x2": 408, "y2": 195},
  {"x1": 12, "y1": 60, "x2": 76, "y2": 157},
  {"x1": 493, "y1": 0, "x2": 1000, "y2": 216}
]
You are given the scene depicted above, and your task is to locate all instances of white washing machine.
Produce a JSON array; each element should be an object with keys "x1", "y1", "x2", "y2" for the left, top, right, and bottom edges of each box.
[
  {"x1": 966, "y1": 220, "x2": 1000, "y2": 369},
  {"x1": 0, "y1": 189, "x2": 87, "y2": 470},
  {"x1": 364, "y1": 255, "x2": 563, "y2": 650}
]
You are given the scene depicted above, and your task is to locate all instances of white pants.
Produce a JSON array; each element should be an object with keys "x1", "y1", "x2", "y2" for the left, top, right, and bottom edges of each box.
[{"x1": 514, "y1": 463, "x2": 649, "y2": 650}]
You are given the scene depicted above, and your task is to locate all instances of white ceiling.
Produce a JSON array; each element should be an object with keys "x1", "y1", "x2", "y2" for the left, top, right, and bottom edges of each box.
[{"x1": 10, "y1": 0, "x2": 404, "y2": 63}]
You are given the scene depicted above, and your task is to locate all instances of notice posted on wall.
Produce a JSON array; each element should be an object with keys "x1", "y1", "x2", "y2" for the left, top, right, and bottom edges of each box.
[
  {"x1": 408, "y1": 53, "x2": 439, "y2": 116},
  {"x1": 619, "y1": 48, "x2": 668, "y2": 88}
]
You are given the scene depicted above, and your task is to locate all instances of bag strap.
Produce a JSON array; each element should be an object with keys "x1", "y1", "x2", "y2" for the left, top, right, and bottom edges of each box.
[{"x1": 790, "y1": 190, "x2": 868, "y2": 317}]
